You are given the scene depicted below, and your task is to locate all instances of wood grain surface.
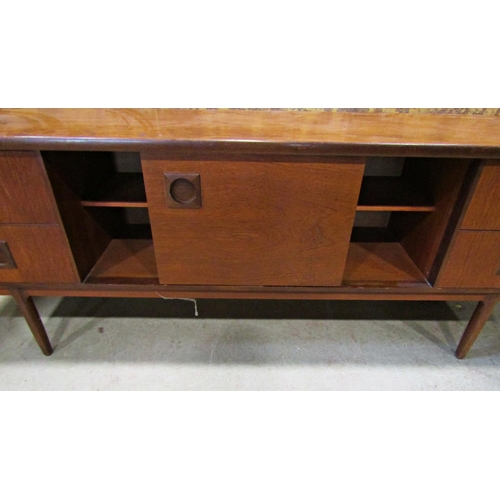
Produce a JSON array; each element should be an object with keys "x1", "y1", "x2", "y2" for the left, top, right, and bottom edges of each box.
[
  {"x1": 343, "y1": 242, "x2": 428, "y2": 287},
  {"x1": 455, "y1": 296, "x2": 500, "y2": 358},
  {"x1": 1, "y1": 109, "x2": 500, "y2": 154},
  {"x1": 0, "y1": 151, "x2": 59, "y2": 224},
  {"x1": 0, "y1": 225, "x2": 78, "y2": 284},
  {"x1": 393, "y1": 158, "x2": 471, "y2": 280},
  {"x1": 461, "y1": 161, "x2": 500, "y2": 230},
  {"x1": 437, "y1": 231, "x2": 500, "y2": 288},
  {"x1": 86, "y1": 239, "x2": 158, "y2": 284},
  {"x1": 43, "y1": 158, "x2": 112, "y2": 281},
  {"x1": 10, "y1": 289, "x2": 53, "y2": 355},
  {"x1": 143, "y1": 156, "x2": 364, "y2": 286},
  {"x1": 21, "y1": 283, "x2": 488, "y2": 301}
]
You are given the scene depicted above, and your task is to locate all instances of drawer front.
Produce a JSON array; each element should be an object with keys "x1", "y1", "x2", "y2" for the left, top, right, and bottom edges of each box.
[
  {"x1": 437, "y1": 231, "x2": 500, "y2": 288},
  {"x1": 461, "y1": 162, "x2": 500, "y2": 230},
  {"x1": 142, "y1": 156, "x2": 365, "y2": 286},
  {"x1": 0, "y1": 225, "x2": 78, "y2": 284},
  {"x1": 0, "y1": 152, "x2": 59, "y2": 224}
]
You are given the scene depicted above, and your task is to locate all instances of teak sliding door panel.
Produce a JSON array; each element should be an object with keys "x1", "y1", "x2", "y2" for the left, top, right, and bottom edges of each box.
[
  {"x1": 437, "y1": 231, "x2": 500, "y2": 288},
  {"x1": 461, "y1": 162, "x2": 500, "y2": 230},
  {"x1": 0, "y1": 151, "x2": 59, "y2": 224},
  {"x1": 142, "y1": 157, "x2": 364, "y2": 286},
  {"x1": 0, "y1": 225, "x2": 78, "y2": 284}
]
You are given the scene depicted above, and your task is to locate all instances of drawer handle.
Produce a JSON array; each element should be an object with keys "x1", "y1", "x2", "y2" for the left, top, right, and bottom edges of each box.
[
  {"x1": 164, "y1": 173, "x2": 202, "y2": 209},
  {"x1": 0, "y1": 241, "x2": 17, "y2": 269}
]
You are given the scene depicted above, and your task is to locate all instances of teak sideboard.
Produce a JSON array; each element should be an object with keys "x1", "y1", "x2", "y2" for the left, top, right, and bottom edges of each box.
[{"x1": 1, "y1": 109, "x2": 499, "y2": 358}]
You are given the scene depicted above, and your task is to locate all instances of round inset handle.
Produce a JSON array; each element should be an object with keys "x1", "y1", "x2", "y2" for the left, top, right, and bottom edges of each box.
[
  {"x1": 170, "y1": 178, "x2": 197, "y2": 204},
  {"x1": 164, "y1": 173, "x2": 202, "y2": 208}
]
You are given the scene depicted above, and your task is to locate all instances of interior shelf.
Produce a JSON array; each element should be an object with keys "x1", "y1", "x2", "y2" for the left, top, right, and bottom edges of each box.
[
  {"x1": 343, "y1": 242, "x2": 430, "y2": 287},
  {"x1": 357, "y1": 177, "x2": 435, "y2": 212},
  {"x1": 84, "y1": 240, "x2": 429, "y2": 288},
  {"x1": 81, "y1": 173, "x2": 147, "y2": 208},
  {"x1": 85, "y1": 239, "x2": 159, "y2": 285}
]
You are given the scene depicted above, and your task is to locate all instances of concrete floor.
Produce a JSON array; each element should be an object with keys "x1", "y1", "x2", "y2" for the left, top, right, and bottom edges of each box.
[{"x1": 1, "y1": 295, "x2": 499, "y2": 390}]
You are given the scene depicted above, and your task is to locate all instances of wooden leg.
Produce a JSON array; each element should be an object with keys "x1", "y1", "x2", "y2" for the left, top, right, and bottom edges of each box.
[
  {"x1": 10, "y1": 289, "x2": 53, "y2": 356},
  {"x1": 456, "y1": 296, "x2": 499, "y2": 359}
]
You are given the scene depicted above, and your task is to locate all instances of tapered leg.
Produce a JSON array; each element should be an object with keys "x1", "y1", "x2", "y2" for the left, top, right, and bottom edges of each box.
[
  {"x1": 456, "y1": 296, "x2": 500, "y2": 359},
  {"x1": 10, "y1": 289, "x2": 53, "y2": 356}
]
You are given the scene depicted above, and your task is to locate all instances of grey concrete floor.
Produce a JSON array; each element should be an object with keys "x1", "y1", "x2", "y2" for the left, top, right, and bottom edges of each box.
[{"x1": 1, "y1": 295, "x2": 499, "y2": 390}]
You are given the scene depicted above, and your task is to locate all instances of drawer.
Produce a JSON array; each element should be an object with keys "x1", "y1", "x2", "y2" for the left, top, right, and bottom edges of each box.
[
  {"x1": 0, "y1": 225, "x2": 78, "y2": 284},
  {"x1": 437, "y1": 231, "x2": 500, "y2": 288},
  {"x1": 0, "y1": 152, "x2": 59, "y2": 224},
  {"x1": 461, "y1": 162, "x2": 500, "y2": 230}
]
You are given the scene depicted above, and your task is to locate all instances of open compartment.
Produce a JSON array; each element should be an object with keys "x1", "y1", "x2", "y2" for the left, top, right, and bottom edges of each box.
[
  {"x1": 344, "y1": 157, "x2": 474, "y2": 287},
  {"x1": 42, "y1": 151, "x2": 158, "y2": 284},
  {"x1": 78, "y1": 152, "x2": 147, "y2": 208},
  {"x1": 357, "y1": 157, "x2": 435, "y2": 213}
]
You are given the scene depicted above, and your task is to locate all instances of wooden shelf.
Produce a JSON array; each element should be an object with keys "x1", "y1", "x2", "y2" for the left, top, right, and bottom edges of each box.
[
  {"x1": 357, "y1": 177, "x2": 435, "y2": 212},
  {"x1": 81, "y1": 173, "x2": 147, "y2": 208},
  {"x1": 343, "y1": 242, "x2": 429, "y2": 287},
  {"x1": 85, "y1": 239, "x2": 159, "y2": 284},
  {"x1": 84, "y1": 241, "x2": 429, "y2": 288}
]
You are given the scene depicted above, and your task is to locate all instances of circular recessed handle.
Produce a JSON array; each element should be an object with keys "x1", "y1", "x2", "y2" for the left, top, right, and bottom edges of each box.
[
  {"x1": 170, "y1": 178, "x2": 197, "y2": 204},
  {"x1": 164, "y1": 173, "x2": 202, "y2": 208}
]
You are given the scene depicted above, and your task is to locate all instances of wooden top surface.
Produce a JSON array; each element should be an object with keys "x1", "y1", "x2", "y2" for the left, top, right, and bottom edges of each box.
[{"x1": 1, "y1": 109, "x2": 500, "y2": 155}]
